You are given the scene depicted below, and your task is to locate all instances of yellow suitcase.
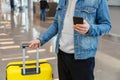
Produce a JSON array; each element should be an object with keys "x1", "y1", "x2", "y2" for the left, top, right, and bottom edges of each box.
[{"x1": 6, "y1": 43, "x2": 53, "y2": 80}]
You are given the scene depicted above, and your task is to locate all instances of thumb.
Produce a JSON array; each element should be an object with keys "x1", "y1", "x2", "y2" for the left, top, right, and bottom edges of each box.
[{"x1": 83, "y1": 19, "x2": 87, "y2": 24}]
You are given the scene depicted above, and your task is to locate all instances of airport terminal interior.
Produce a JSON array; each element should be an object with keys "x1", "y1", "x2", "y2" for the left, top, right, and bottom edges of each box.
[{"x1": 0, "y1": 0, "x2": 120, "y2": 80}]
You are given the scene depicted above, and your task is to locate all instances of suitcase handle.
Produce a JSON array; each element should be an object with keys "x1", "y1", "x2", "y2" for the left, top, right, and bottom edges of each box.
[
  {"x1": 22, "y1": 43, "x2": 39, "y2": 75},
  {"x1": 22, "y1": 43, "x2": 30, "y2": 48}
]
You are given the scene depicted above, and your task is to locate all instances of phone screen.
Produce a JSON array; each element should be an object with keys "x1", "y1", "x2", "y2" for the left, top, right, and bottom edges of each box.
[{"x1": 73, "y1": 17, "x2": 83, "y2": 25}]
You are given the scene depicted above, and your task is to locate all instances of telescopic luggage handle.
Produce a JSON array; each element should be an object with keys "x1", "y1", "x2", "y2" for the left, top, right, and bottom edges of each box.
[{"x1": 21, "y1": 43, "x2": 39, "y2": 75}]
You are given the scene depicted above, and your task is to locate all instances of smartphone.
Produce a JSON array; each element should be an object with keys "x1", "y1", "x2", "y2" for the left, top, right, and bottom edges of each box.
[{"x1": 73, "y1": 17, "x2": 83, "y2": 25}]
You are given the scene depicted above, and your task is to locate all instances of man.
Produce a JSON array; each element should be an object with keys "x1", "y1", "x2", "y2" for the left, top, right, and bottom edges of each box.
[
  {"x1": 10, "y1": 0, "x2": 15, "y2": 13},
  {"x1": 29, "y1": 0, "x2": 111, "y2": 80},
  {"x1": 13, "y1": 0, "x2": 20, "y2": 27},
  {"x1": 40, "y1": 0, "x2": 49, "y2": 21}
]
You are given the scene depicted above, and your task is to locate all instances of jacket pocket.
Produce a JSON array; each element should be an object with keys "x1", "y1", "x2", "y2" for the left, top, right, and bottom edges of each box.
[
  {"x1": 74, "y1": 6, "x2": 97, "y2": 23},
  {"x1": 81, "y1": 6, "x2": 97, "y2": 23},
  {"x1": 81, "y1": 6, "x2": 96, "y2": 13}
]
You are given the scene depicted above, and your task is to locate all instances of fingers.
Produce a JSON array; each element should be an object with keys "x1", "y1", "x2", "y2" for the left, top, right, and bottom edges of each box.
[
  {"x1": 75, "y1": 24, "x2": 87, "y2": 31},
  {"x1": 28, "y1": 39, "x2": 40, "y2": 49},
  {"x1": 73, "y1": 24, "x2": 87, "y2": 34},
  {"x1": 73, "y1": 20, "x2": 90, "y2": 34},
  {"x1": 74, "y1": 27, "x2": 87, "y2": 34}
]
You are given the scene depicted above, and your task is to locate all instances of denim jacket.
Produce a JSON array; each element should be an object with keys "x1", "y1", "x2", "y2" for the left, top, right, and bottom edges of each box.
[{"x1": 38, "y1": 0, "x2": 111, "y2": 59}]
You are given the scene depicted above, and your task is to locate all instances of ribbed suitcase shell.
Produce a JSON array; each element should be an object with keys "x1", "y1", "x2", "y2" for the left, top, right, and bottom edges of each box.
[{"x1": 6, "y1": 60, "x2": 52, "y2": 80}]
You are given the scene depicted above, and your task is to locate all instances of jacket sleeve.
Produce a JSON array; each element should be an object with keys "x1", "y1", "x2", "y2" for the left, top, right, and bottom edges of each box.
[{"x1": 87, "y1": 0, "x2": 112, "y2": 36}]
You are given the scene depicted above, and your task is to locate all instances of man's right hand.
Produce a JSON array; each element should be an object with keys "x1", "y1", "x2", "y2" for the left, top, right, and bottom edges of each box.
[{"x1": 28, "y1": 39, "x2": 41, "y2": 49}]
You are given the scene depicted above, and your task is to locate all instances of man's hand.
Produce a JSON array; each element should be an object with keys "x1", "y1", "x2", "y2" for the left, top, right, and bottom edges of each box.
[
  {"x1": 73, "y1": 20, "x2": 90, "y2": 34},
  {"x1": 28, "y1": 39, "x2": 41, "y2": 49}
]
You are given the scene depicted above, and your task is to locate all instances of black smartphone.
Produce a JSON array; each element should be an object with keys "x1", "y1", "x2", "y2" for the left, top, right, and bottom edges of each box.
[{"x1": 73, "y1": 17, "x2": 83, "y2": 25}]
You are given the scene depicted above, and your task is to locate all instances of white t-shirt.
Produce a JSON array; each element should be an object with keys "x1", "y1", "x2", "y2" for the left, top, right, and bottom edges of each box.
[{"x1": 60, "y1": 0, "x2": 77, "y2": 53}]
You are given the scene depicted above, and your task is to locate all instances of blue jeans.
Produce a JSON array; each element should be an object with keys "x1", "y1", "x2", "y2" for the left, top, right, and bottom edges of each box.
[{"x1": 40, "y1": 9, "x2": 46, "y2": 21}]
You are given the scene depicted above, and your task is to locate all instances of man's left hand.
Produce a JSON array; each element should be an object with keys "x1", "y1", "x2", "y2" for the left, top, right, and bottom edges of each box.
[{"x1": 73, "y1": 20, "x2": 90, "y2": 34}]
